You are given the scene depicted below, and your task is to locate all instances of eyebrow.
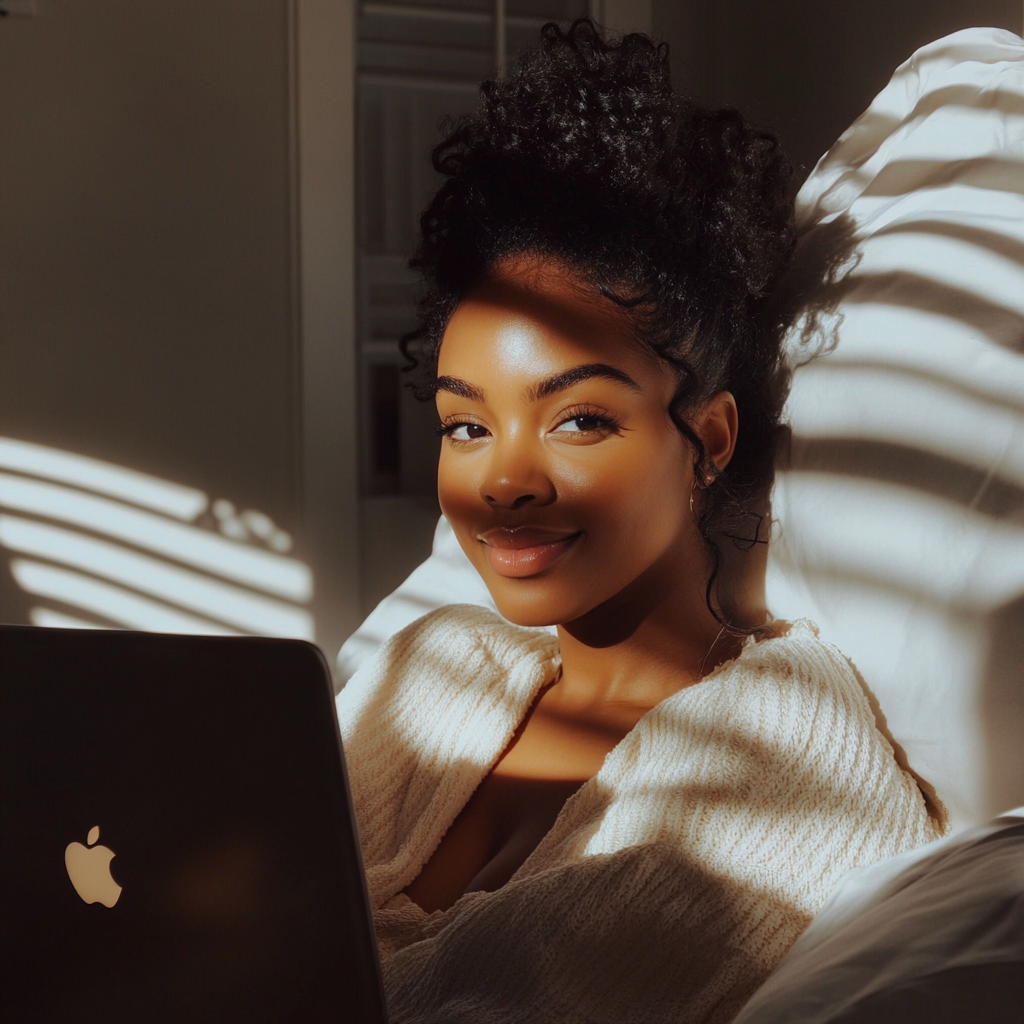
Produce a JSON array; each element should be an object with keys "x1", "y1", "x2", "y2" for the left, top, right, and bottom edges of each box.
[
  {"x1": 529, "y1": 363, "x2": 642, "y2": 400},
  {"x1": 435, "y1": 376, "x2": 485, "y2": 401},
  {"x1": 434, "y1": 363, "x2": 641, "y2": 404}
]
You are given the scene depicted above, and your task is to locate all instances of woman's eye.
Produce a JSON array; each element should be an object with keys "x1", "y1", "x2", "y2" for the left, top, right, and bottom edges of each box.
[
  {"x1": 553, "y1": 414, "x2": 613, "y2": 434},
  {"x1": 443, "y1": 422, "x2": 489, "y2": 441}
]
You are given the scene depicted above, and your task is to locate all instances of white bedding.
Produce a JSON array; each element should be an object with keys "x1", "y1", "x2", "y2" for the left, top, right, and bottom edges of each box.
[
  {"x1": 732, "y1": 809, "x2": 1024, "y2": 1023},
  {"x1": 765, "y1": 25, "x2": 1024, "y2": 830}
]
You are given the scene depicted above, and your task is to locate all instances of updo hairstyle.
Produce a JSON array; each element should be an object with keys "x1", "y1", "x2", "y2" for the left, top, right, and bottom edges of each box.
[{"x1": 402, "y1": 17, "x2": 797, "y2": 627}]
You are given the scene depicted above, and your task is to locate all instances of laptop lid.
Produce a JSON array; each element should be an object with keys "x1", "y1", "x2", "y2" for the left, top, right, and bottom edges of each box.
[{"x1": 1, "y1": 625, "x2": 387, "y2": 1023}]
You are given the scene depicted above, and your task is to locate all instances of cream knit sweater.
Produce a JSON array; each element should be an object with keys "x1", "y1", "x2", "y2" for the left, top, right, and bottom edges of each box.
[{"x1": 336, "y1": 605, "x2": 946, "y2": 1024}]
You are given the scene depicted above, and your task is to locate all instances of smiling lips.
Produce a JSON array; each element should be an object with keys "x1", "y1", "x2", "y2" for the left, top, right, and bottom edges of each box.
[{"x1": 479, "y1": 527, "x2": 581, "y2": 578}]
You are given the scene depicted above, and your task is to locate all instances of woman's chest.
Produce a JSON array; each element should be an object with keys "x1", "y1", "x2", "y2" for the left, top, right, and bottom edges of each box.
[
  {"x1": 439, "y1": 772, "x2": 587, "y2": 899},
  {"x1": 401, "y1": 690, "x2": 643, "y2": 912}
]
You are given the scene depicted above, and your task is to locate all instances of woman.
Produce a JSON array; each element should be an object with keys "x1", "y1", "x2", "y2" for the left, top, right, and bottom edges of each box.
[{"x1": 337, "y1": 20, "x2": 946, "y2": 1023}]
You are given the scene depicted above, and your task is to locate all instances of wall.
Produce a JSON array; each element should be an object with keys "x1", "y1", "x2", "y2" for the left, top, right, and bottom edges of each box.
[
  {"x1": 1, "y1": 0, "x2": 296, "y2": 516},
  {"x1": 654, "y1": 0, "x2": 1023, "y2": 178},
  {"x1": 592, "y1": 0, "x2": 651, "y2": 34},
  {"x1": 0, "y1": 0, "x2": 360, "y2": 669}
]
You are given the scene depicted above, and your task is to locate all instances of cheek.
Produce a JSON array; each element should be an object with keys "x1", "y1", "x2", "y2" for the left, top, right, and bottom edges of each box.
[
  {"x1": 563, "y1": 428, "x2": 690, "y2": 533},
  {"x1": 437, "y1": 452, "x2": 466, "y2": 507},
  {"x1": 436, "y1": 451, "x2": 486, "y2": 542}
]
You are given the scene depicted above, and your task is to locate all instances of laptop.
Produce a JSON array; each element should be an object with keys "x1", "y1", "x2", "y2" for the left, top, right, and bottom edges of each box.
[{"x1": 0, "y1": 624, "x2": 388, "y2": 1023}]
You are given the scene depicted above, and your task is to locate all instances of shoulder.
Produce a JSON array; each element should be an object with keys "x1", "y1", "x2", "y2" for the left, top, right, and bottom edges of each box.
[
  {"x1": 737, "y1": 618, "x2": 854, "y2": 679},
  {"x1": 712, "y1": 618, "x2": 869, "y2": 718},
  {"x1": 336, "y1": 604, "x2": 559, "y2": 737},
  {"x1": 628, "y1": 621, "x2": 945, "y2": 906},
  {"x1": 595, "y1": 619, "x2": 875, "y2": 805},
  {"x1": 712, "y1": 620, "x2": 946, "y2": 833},
  {"x1": 680, "y1": 619, "x2": 900, "y2": 793},
  {"x1": 374, "y1": 603, "x2": 558, "y2": 679},
  {"x1": 336, "y1": 605, "x2": 561, "y2": 885}
]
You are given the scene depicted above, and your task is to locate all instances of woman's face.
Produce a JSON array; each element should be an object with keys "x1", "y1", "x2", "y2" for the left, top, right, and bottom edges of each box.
[{"x1": 435, "y1": 259, "x2": 734, "y2": 629}]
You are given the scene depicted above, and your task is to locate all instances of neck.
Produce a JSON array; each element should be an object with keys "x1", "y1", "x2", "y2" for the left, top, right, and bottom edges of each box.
[{"x1": 554, "y1": 544, "x2": 751, "y2": 713}]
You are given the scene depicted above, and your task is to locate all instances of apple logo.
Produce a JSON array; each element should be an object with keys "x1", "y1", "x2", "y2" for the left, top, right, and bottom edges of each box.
[{"x1": 65, "y1": 825, "x2": 122, "y2": 907}]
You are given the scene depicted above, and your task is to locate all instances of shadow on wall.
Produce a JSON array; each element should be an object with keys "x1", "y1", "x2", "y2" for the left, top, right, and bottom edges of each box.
[{"x1": 0, "y1": 437, "x2": 314, "y2": 640}]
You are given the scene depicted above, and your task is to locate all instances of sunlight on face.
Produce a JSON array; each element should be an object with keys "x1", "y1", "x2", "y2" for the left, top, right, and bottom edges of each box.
[
  {"x1": 435, "y1": 258, "x2": 708, "y2": 628},
  {"x1": 492, "y1": 315, "x2": 545, "y2": 369}
]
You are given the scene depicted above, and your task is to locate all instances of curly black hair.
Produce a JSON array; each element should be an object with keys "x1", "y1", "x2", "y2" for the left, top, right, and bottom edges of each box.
[{"x1": 402, "y1": 17, "x2": 797, "y2": 629}]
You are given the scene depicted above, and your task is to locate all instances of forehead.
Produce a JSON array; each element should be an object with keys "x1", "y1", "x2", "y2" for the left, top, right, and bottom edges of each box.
[{"x1": 438, "y1": 262, "x2": 655, "y2": 382}]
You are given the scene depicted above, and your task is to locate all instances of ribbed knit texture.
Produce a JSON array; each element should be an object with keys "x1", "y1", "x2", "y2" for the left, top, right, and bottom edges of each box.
[{"x1": 336, "y1": 605, "x2": 946, "y2": 1024}]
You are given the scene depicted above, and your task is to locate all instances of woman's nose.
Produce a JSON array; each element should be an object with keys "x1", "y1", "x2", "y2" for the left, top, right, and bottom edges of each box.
[{"x1": 479, "y1": 438, "x2": 556, "y2": 510}]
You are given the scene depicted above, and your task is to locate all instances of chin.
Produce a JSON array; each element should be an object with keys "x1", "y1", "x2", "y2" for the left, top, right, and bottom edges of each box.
[
  {"x1": 484, "y1": 578, "x2": 589, "y2": 629},
  {"x1": 495, "y1": 604, "x2": 562, "y2": 629}
]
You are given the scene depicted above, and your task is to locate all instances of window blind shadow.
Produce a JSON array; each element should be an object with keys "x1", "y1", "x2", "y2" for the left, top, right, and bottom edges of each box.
[{"x1": 0, "y1": 437, "x2": 314, "y2": 641}]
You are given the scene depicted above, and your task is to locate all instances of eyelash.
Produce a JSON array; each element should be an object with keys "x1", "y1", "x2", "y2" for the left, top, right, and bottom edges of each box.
[
  {"x1": 555, "y1": 405, "x2": 620, "y2": 433},
  {"x1": 436, "y1": 405, "x2": 620, "y2": 441},
  {"x1": 435, "y1": 419, "x2": 487, "y2": 442}
]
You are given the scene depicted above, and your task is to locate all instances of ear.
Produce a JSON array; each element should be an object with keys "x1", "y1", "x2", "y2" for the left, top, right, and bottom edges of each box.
[{"x1": 695, "y1": 391, "x2": 738, "y2": 476}]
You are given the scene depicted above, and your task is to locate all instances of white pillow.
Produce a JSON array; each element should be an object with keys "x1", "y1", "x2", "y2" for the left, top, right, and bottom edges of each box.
[
  {"x1": 732, "y1": 808, "x2": 1024, "y2": 1024},
  {"x1": 336, "y1": 515, "x2": 507, "y2": 687},
  {"x1": 766, "y1": 26, "x2": 1024, "y2": 829},
  {"x1": 338, "y1": 27, "x2": 1024, "y2": 829}
]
